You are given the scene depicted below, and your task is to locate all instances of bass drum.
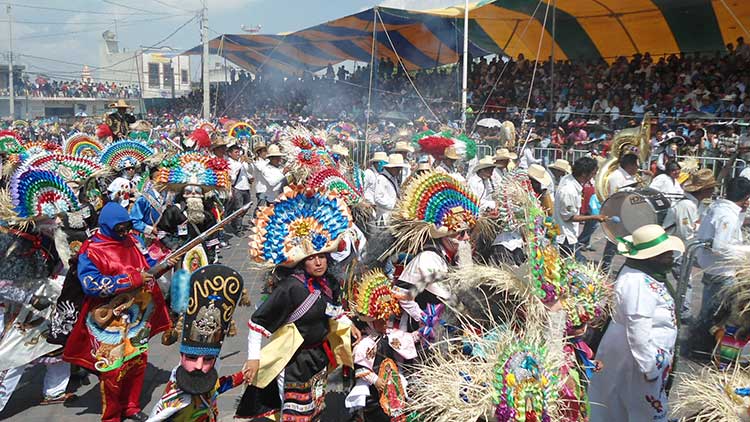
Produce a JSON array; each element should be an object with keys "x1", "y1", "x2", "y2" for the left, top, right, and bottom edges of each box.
[{"x1": 600, "y1": 188, "x2": 672, "y2": 243}]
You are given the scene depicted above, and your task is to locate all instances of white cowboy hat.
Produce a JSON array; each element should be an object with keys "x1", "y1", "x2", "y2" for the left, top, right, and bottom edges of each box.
[
  {"x1": 443, "y1": 146, "x2": 460, "y2": 161},
  {"x1": 266, "y1": 144, "x2": 284, "y2": 158},
  {"x1": 393, "y1": 141, "x2": 414, "y2": 153},
  {"x1": 617, "y1": 224, "x2": 684, "y2": 260},
  {"x1": 384, "y1": 153, "x2": 409, "y2": 168},
  {"x1": 527, "y1": 164, "x2": 553, "y2": 187},
  {"x1": 369, "y1": 151, "x2": 388, "y2": 162},
  {"x1": 548, "y1": 159, "x2": 572, "y2": 174},
  {"x1": 493, "y1": 148, "x2": 517, "y2": 161},
  {"x1": 331, "y1": 144, "x2": 349, "y2": 157},
  {"x1": 473, "y1": 156, "x2": 496, "y2": 173}
]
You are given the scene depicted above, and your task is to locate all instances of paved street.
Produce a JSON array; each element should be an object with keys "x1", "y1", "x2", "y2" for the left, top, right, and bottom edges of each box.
[{"x1": 0, "y1": 223, "x2": 704, "y2": 421}]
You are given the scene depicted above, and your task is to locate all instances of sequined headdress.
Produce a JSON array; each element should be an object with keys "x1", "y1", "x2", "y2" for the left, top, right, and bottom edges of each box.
[
  {"x1": 180, "y1": 264, "x2": 244, "y2": 357},
  {"x1": 385, "y1": 170, "x2": 480, "y2": 257},
  {"x1": 154, "y1": 151, "x2": 231, "y2": 191},
  {"x1": 249, "y1": 185, "x2": 352, "y2": 268},
  {"x1": 0, "y1": 167, "x2": 80, "y2": 225},
  {"x1": 99, "y1": 140, "x2": 154, "y2": 171}
]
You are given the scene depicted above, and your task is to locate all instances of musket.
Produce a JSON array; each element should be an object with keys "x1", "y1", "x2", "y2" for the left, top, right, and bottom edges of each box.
[{"x1": 147, "y1": 201, "x2": 254, "y2": 277}]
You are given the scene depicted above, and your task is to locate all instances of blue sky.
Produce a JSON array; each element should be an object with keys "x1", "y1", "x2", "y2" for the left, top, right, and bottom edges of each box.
[{"x1": 1, "y1": 0, "x2": 456, "y2": 82}]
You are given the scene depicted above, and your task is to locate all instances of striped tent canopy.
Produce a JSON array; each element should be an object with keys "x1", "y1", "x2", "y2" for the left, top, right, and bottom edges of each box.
[{"x1": 186, "y1": 0, "x2": 750, "y2": 73}]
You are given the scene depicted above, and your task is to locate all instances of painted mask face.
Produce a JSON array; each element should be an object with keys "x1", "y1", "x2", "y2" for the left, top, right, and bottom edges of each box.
[{"x1": 180, "y1": 353, "x2": 217, "y2": 373}]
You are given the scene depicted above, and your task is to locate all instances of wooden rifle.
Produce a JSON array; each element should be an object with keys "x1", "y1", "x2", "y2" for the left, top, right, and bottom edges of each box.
[{"x1": 147, "y1": 201, "x2": 253, "y2": 278}]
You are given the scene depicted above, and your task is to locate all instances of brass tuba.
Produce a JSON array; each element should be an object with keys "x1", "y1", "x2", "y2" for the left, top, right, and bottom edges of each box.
[{"x1": 594, "y1": 113, "x2": 652, "y2": 202}]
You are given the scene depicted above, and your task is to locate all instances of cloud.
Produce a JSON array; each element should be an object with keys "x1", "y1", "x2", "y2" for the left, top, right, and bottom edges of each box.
[{"x1": 380, "y1": 0, "x2": 458, "y2": 10}]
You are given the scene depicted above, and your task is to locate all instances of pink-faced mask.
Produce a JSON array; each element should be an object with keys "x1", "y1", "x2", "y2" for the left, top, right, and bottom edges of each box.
[{"x1": 180, "y1": 353, "x2": 216, "y2": 374}]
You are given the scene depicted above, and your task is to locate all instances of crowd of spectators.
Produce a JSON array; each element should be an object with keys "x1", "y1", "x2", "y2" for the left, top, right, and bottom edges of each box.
[{"x1": 0, "y1": 76, "x2": 140, "y2": 99}]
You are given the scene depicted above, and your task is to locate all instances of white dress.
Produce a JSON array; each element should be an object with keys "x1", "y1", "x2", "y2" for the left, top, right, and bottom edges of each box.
[{"x1": 589, "y1": 265, "x2": 677, "y2": 422}]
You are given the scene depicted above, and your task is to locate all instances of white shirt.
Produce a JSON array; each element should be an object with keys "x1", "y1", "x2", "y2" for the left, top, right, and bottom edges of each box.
[
  {"x1": 553, "y1": 174, "x2": 583, "y2": 244},
  {"x1": 607, "y1": 166, "x2": 637, "y2": 196},
  {"x1": 649, "y1": 174, "x2": 684, "y2": 196},
  {"x1": 250, "y1": 158, "x2": 269, "y2": 194},
  {"x1": 696, "y1": 198, "x2": 749, "y2": 276},
  {"x1": 259, "y1": 164, "x2": 286, "y2": 202},
  {"x1": 518, "y1": 147, "x2": 540, "y2": 169},
  {"x1": 740, "y1": 166, "x2": 750, "y2": 181},
  {"x1": 374, "y1": 172, "x2": 399, "y2": 221},
  {"x1": 228, "y1": 157, "x2": 251, "y2": 191},
  {"x1": 398, "y1": 250, "x2": 450, "y2": 300},
  {"x1": 363, "y1": 166, "x2": 379, "y2": 204},
  {"x1": 435, "y1": 162, "x2": 465, "y2": 183},
  {"x1": 662, "y1": 192, "x2": 700, "y2": 242},
  {"x1": 467, "y1": 173, "x2": 496, "y2": 211}
]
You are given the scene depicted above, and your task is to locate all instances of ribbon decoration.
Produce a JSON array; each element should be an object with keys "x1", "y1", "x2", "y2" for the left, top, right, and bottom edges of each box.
[
  {"x1": 571, "y1": 338, "x2": 596, "y2": 380},
  {"x1": 616, "y1": 233, "x2": 669, "y2": 256},
  {"x1": 735, "y1": 387, "x2": 750, "y2": 397},
  {"x1": 419, "y1": 303, "x2": 445, "y2": 342}
]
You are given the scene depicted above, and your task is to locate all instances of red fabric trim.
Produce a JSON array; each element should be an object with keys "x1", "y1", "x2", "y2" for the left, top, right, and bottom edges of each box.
[{"x1": 247, "y1": 321, "x2": 271, "y2": 337}]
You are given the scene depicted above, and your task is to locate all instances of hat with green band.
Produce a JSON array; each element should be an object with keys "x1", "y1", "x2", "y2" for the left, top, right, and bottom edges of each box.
[{"x1": 616, "y1": 224, "x2": 684, "y2": 260}]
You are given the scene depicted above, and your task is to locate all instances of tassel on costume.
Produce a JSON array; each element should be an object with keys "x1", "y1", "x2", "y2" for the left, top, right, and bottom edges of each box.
[
  {"x1": 239, "y1": 288, "x2": 251, "y2": 307},
  {"x1": 228, "y1": 319, "x2": 237, "y2": 337}
]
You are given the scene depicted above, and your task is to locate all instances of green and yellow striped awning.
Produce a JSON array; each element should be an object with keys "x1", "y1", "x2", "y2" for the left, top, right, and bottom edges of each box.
[{"x1": 186, "y1": 0, "x2": 750, "y2": 73}]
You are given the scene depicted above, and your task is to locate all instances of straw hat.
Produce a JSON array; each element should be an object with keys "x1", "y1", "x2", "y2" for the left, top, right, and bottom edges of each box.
[
  {"x1": 210, "y1": 135, "x2": 229, "y2": 150},
  {"x1": 474, "y1": 156, "x2": 496, "y2": 173},
  {"x1": 617, "y1": 224, "x2": 684, "y2": 260},
  {"x1": 369, "y1": 151, "x2": 388, "y2": 162},
  {"x1": 384, "y1": 153, "x2": 409, "y2": 168},
  {"x1": 266, "y1": 144, "x2": 284, "y2": 158},
  {"x1": 252, "y1": 142, "x2": 267, "y2": 153},
  {"x1": 527, "y1": 164, "x2": 553, "y2": 187},
  {"x1": 494, "y1": 148, "x2": 517, "y2": 161},
  {"x1": 443, "y1": 146, "x2": 459, "y2": 160},
  {"x1": 393, "y1": 141, "x2": 414, "y2": 153},
  {"x1": 682, "y1": 168, "x2": 717, "y2": 193},
  {"x1": 331, "y1": 144, "x2": 349, "y2": 157},
  {"x1": 108, "y1": 99, "x2": 133, "y2": 109},
  {"x1": 548, "y1": 159, "x2": 572, "y2": 174}
]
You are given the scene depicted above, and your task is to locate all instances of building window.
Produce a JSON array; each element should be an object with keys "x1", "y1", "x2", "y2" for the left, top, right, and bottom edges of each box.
[
  {"x1": 181, "y1": 69, "x2": 189, "y2": 84},
  {"x1": 148, "y1": 63, "x2": 160, "y2": 88},
  {"x1": 163, "y1": 63, "x2": 173, "y2": 87}
]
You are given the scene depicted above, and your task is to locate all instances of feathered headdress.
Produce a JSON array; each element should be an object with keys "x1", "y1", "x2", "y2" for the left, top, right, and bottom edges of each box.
[
  {"x1": 0, "y1": 130, "x2": 25, "y2": 154},
  {"x1": 384, "y1": 170, "x2": 480, "y2": 258},
  {"x1": 154, "y1": 151, "x2": 230, "y2": 191},
  {"x1": 673, "y1": 365, "x2": 750, "y2": 421},
  {"x1": 96, "y1": 123, "x2": 114, "y2": 140},
  {"x1": 64, "y1": 133, "x2": 104, "y2": 158},
  {"x1": 418, "y1": 131, "x2": 477, "y2": 160},
  {"x1": 99, "y1": 140, "x2": 154, "y2": 171},
  {"x1": 279, "y1": 127, "x2": 332, "y2": 184},
  {"x1": 0, "y1": 167, "x2": 80, "y2": 224},
  {"x1": 26, "y1": 153, "x2": 109, "y2": 183},
  {"x1": 249, "y1": 185, "x2": 352, "y2": 268},
  {"x1": 228, "y1": 122, "x2": 256, "y2": 140},
  {"x1": 187, "y1": 128, "x2": 211, "y2": 150},
  {"x1": 347, "y1": 268, "x2": 401, "y2": 321}
]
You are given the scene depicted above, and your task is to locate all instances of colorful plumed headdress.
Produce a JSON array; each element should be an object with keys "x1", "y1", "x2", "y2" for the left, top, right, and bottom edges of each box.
[
  {"x1": 228, "y1": 122, "x2": 256, "y2": 140},
  {"x1": 26, "y1": 153, "x2": 109, "y2": 183},
  {"x1": 154, "y1": 152, "x2": 230, "y2": 191},
  {"x1": 0, "y1": 167, "x2": 80, "y2": 224},
  {"x1": 180, "y1": 264, "x2": 244, "y2": 357},
  {"x1": 0, "y1": 130, "x2": 25, "y2": 155},
  {"x1": 99, "y1": 140, "x2": 154, "y2": 171},
  {"x1": 249, "y1": 185, "x2": 352, "y2": 268},
  {"x1": 64, "y1": 133, "x2": 104, "y2": 158},
  {"x1": 96, "y1": 123, "x2": 114, "y2": 140},
  {"x1": 347, "y1": 268, "x2": 401, "y2": 321},
  {"x1": 279, "y1": 127, "x2": 332, "y2": 184},
  {"x1": 385, "y1": 170, "x2": 480, "y2": 257},
  {"x1": 523, "y1": 202, "x2": 565, "y2": 304},
  {"x1": 327, "y1": 121, "x2": 358, "y2": 142},
  {"x1": 559, "y1": 262, "x2": 611, "y2": 329},
  {"x1": 417, "y1": 131, "x2": 477, "y2": 160},
  {"x1": 306, "y1": 167, "x2": 362, "y2": 207}
]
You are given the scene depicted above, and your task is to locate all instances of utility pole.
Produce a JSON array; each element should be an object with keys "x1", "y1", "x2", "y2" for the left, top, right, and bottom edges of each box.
[
  {"x1": 201, "y1": 0, "x2": 210, "y2": 120},
  {"x1": 460, "y1": 0, "x2": 469, "y2": 131},
  {"x1": 7, "y1": 4, "x2": 14, "y2": 118}
]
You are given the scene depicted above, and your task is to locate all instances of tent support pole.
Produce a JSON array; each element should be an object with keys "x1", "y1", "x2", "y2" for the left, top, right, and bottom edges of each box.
[
  {"x1": 460, "y1": 0, "x2": 469, "y2": 131},
  {"x1": 364, "y1": 6, "x2": 377, "y2": 165}
]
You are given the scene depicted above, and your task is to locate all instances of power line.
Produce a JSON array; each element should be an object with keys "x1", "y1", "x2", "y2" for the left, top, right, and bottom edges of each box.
[
  {"x1": 0, "y1": 14, "x2": 189, "y2": 26},
  {"x1": 0, "y1": 2, "x2": 169, "y2": 16},
  {"x1": 147, "y1": 0, "x2": 196, "y2": 13},
  {"x1": 101, "y1": 0, "x2": 173, "y2": 15}
]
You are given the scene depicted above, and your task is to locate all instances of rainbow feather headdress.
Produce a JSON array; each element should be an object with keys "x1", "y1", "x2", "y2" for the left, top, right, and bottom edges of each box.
[
  {"x1": 385, "y1": 170, "x2": 480, "y2": 257},
  {"x1": 154, "y1": 152, "x2": 230, "y2": 191},
  {"x1": 347, "y1": 268, "x2": 401, "y2": 321},
  {"x1": 228, "y1": 122, "x2": 256, "y2": 140},
  {"x1": 26, "y1": 153, "x2": 109, "y2": 183},
  {"x1": 99, "y1": 140, "x2": 154, "y2": 171},
  {"x1": 0, "y1": 166, "x2": 80, "y2": 224},
  {"x1": 249, "y1": 185, "x2": 352, "y2": 268},
  {"x1": 64, "y1": 133, "x2": 104, "y2": 158}
]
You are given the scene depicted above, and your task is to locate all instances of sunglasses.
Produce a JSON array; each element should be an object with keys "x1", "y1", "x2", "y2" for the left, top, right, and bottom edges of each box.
[{"x1": 184, "y1": 185, "x2": 204, "y2": 195}]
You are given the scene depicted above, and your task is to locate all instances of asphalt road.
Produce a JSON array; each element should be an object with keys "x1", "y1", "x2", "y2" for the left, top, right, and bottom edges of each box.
[{"x1": 0, "y1": 223, "x2": 704, "y2": 421}]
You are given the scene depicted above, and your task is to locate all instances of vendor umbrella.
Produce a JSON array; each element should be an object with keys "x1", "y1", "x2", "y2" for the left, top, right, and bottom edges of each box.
[
  {"x1": 476, "y1": 118, "x2": 502, "y2": 128},
  {"x1": 380, "y1": 111, "x2": 410, "y2": 122}
]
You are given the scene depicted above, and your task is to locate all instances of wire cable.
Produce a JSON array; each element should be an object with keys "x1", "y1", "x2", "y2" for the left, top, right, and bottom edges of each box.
[{"x1": 1, "y1": 1, "x2": 167, "y2": 16}]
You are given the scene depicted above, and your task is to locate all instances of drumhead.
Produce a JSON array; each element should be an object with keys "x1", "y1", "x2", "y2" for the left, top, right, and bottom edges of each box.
[{"x1": 600, "y1": 188, "x2": 671, "y2": 243}]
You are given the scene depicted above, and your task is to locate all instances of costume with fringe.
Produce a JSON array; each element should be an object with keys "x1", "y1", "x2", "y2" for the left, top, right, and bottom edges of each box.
[{"x1": 238, "y1": 186, "x2": 354, "y2": 422}]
